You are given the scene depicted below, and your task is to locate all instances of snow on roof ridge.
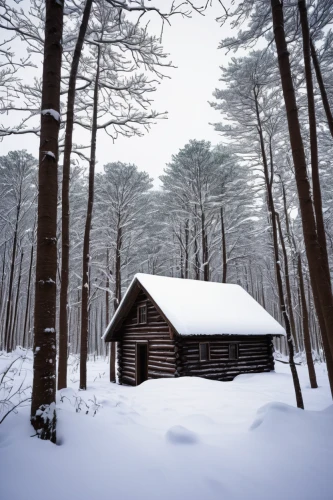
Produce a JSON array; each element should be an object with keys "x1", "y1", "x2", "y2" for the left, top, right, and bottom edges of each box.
[{"x1": 103, "y1": 273, "x2": 286, "y2": 339}]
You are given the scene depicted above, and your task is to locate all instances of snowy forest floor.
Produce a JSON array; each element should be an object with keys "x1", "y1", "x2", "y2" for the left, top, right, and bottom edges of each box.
[{"x1": 0, "y1": 349, "x2": 332, "y2": 500}]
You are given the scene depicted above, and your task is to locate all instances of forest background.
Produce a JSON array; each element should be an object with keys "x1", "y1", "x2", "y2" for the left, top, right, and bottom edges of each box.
[{"x1": 1, "y1": 0, "x2": 333, "y2": 440}]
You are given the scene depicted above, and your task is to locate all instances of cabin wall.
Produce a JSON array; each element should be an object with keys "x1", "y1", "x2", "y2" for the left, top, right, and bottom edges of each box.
[
  {"x1": 175, "y1": 335, "x2": 274, "y2": 381},
  {"x1": 117, "y1": 290, "x2": 176, "y2": 385}
]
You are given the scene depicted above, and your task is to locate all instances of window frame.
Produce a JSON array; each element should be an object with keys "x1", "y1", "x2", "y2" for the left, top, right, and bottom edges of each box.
[
  {"x1": 228, "y1": 342, "x2": 239, "y2": 360},
  {"x1": 199, "y1": 342, "x2": 210, "y2": 362},
  {"x1": 137, "y1": 303, "x2": 148, "y2": 325}
]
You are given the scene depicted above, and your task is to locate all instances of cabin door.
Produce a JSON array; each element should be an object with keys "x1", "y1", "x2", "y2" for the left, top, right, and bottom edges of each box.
[{"x1": 136, "y1": 343, "x2": 148, "y2": 385}]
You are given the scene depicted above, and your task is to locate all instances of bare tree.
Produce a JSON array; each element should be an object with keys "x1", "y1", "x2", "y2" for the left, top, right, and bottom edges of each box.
[{"x1": 30, "y1": 0, "x2": 64, "y2": 443}]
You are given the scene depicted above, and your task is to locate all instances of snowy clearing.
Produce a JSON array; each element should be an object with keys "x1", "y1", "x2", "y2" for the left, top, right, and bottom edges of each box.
[{"x1": 0, "y1": 350, "x2": 332, "y2": 500}]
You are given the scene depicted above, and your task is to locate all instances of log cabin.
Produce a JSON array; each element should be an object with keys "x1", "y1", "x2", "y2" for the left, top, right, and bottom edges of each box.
[{"x1": 103, "y1": 274, "x2": 286, "y2": 385}]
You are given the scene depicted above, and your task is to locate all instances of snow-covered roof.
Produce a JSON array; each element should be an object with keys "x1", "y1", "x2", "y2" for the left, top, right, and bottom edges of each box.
[{"x1": 103, "y1": 274, "x2": 286, "y2": 340}]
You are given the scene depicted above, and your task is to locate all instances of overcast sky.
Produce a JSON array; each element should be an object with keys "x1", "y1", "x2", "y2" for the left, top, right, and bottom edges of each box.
[{"x1": 1, "y1": 2, "x2": 233, "y2": 184}]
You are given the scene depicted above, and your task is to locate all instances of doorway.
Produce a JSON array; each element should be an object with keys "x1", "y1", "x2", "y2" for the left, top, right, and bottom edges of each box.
[{"x1": 136, "y1": 343, "x2": 148, "y2": 385}]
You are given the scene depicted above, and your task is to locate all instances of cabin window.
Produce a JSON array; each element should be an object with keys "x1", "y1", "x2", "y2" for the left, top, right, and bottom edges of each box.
[
  {"x1": 229, "y1": 343, "x2": 239, "y2": 360},
  {"x1": 137, "y1": 304, "x2": 147, "y2": 324},
  {"x1": 199, "y1": 342, "x2": 210, "y2": 362}
]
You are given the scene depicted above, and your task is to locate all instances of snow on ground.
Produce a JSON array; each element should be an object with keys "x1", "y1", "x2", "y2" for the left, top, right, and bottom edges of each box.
[{"x1": 0, "y1": 349, "x2": 332, "y2": 500}]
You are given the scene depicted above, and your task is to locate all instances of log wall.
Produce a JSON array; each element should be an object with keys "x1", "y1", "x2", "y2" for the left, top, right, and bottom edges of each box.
[
  {"x1": 117, "y1": 290, "x2": 176, "y2": 385},
  {"x1": 115, "y1": 288, "x2": 274, "y2": 385},
  {"x1": 175, "y1": 335, "x2": 274, "y2": 381}
]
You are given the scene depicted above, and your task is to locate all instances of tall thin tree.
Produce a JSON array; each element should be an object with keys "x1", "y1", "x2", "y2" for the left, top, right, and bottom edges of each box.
[{"x1": 31, "y1": 0, "x2": 64, "y2": 442}]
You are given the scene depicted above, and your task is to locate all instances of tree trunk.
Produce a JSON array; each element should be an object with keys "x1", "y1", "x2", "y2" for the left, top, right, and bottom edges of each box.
[
  {"x1": 193, "y1": 221, "x2": 200, "y2": 280},
  {"x1": 271, "y1": 0, "x2": 333, "y2": 368},
  {"x1": 254, "y1": 85, "x2": 304, "y2": 409},
  {"x1": 0, "y1": 241, "x2": 7, "y2": 326},
  {"x1": 298, "y1": 0, "x2": 331, "y2": 291},
  {"x1": 23, "y1": 241, "x2": 34, "y2": 349},
  {"x1": 275, "y1": 212, "x2": 299, "y2": 352},
  {"x1": 184, "y1": 219, "x2": 189, "y2": 279},
  {"x1": 58, "y1": 0, "x2": 94, "y2": 391},
  {"x1": 106, "y1": 248, "x2": 110, "y2": 328},
  {"x1": 4, "y1": 204, "x2": 20, "y2": 352},
  {"x1": 297, "y1": 254, "x2": 318, "y2": 388},
  {"x1": 79, "y1": 45, "x2": 101, "y2": 391},
  {"x1": 220, "y1": 207, "x2": 227, "y2": 283},
  {"x1": 298, "y1": 0, "x2": 333, "y2": 391},
  {"x1": 31, "y1": 0, "x2": 64, "y2": 443},
  {"x1": 115, "y1": 223, "x2": 122, "y2": 307},
  {"x1": 110, "y1": 224, "x2": 122, "y2": 383},
  {"x1": 310, "y1": 38, "x2": 333, "y2": 139},
  {"x1": 106, "y1": 247, "x2": 116, "y2": 383},
  {"x1": 9, "y1": 249, "x2": 24, "y2": 351},
  {"x1": 201, "y1": 211, "x2": 209, "y2": 281}
]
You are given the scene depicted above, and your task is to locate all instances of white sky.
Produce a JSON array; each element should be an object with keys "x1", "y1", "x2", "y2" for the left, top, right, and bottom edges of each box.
[{"x1": 1, "y1": 2, "x2": 233, "y2": 184}]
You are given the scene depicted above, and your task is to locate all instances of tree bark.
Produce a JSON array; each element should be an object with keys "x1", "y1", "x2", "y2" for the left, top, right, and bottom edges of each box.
[
  {"x1": 9, "y1": 249, "x2": 24, "y2": 351},
  {"x1": 0, "y1": 241, "x2": 7, "y2": 329},
  {"x1": 254, "y1": 85, "x2": 304, "y2": 408},
  {"x1": 201, "y1": 211, "x2": 209, "y2": 281},
  {"x1": 114, "y1": 223, "x2": 122, "y2": 308},
  {"x1": 193, "y1": 217, "x2": 200, "y2": 280},
  {"x1": 58, "y1": 0, "x2": 94, "y2": 391},
  {"x1": 31, "y1": 0, "x2": 64, "y2": 443},
  {"x1": 298, "y1": 0, "x2": 331, "y2": 291},
  {"x1": 184, "y1": 219, "x2": 189, "y2": 279},
  {"x1": 271, "y1": 0, "x2": 333, "y2": 367},
  {"x1": 110, "y1": 223, "x2": 122, "y2": 383},
  {"x1": 220, "y1": 207, "x2": 227, "y2": 283},
  {"x1": 297, "y1": 254, "x2": 318, "y2": 388},
  {"x1": 106, "y1": 248, "x2": 110, "y2": 328},
  {"x1": 23, "y1": 241, "x2": 34, "y2": 349},
  {"x1": 310, "y1": 38, "x2": 333, "y2": 139},
  {"x1": 106, "y1": 247, "x2": 116, "y2": 383},
  {"x1": 298, "y1": 0, "x2": 333, "y2": 392},
  {"x1": 4, "y1": 202, "x2": 20, "y2": 352},
  {"x1": 275, "y1": 212, "x2": 299, "y2": 352},
  {"x1": 79, "y1": 45, "x2": 101, "y2": 390}
]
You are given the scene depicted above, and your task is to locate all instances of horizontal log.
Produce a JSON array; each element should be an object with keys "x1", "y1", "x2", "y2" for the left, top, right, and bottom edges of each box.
[
  {"x1": 238, "y1": 354, "x2": 271, "y2": 361},
  {"x1": 183, "y1": 359, "x2": 271, "y2": 371},
  {"x1": 122, "y1": 341, "x2": 136, "y2": 347},
  {"x1": 122, "y1": 358, "x2": 135, "y2": 365},
  {"x1": 148, "y1": 364, "x2": 175, "y2": 373},
  {"x1": 123, "y1": 330, "x2": 170, "y2": 337},
  {"x1": 123, "y1": 326, "x2": 170, "y2": 333},
  {"x1": 184, "y1": 364, "x2": 272, "y2": 376},
  {"x1": 122, "y1": 349, "x2": 135, "y2": 356},
  {"x1": 181, "y1": 348, "x2": 199, "y2": 355},
  {"x1": 122, "y1": 376, "x2": 136, "y2": 385},
  {"x1": 148, "y1": 361, "x2": 176, "y2": 369},
  {"x1": 123, "y1": 336, "x2": 170, "y2": 342},
  {"x1": 147, "y1": 339, "x2": 174, "y2": 344},
  {"x1": 149, "y1": 355, "x2": 176, "y2": 363},
  {"x1": 122, "y1": 357, "x2": 135, "y2": 365},
  {"x1": 147, "y1": 315, "x2": 165, "y2": 322},
  {"x1": 149, "y1": 344, "x2": 175, "y2": 350},
  {"x1": 122, "y1": 360, "x2": 136, "y2": 369},
  {"x1": 122, "y1": 336, "x2": 171, "y2": 342},
  {"x1": 180, "y1": 354, "x2": 199, "y2": 361},
  {"x1": 239, "y1": 347, "x2": 268, "y2": 353},
  {"x1": 148, "y1": 372, "x2": 175, "y2": 378},
  {"x1": 122, "y1": 365, "x2": 136, "y2": 375}
]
